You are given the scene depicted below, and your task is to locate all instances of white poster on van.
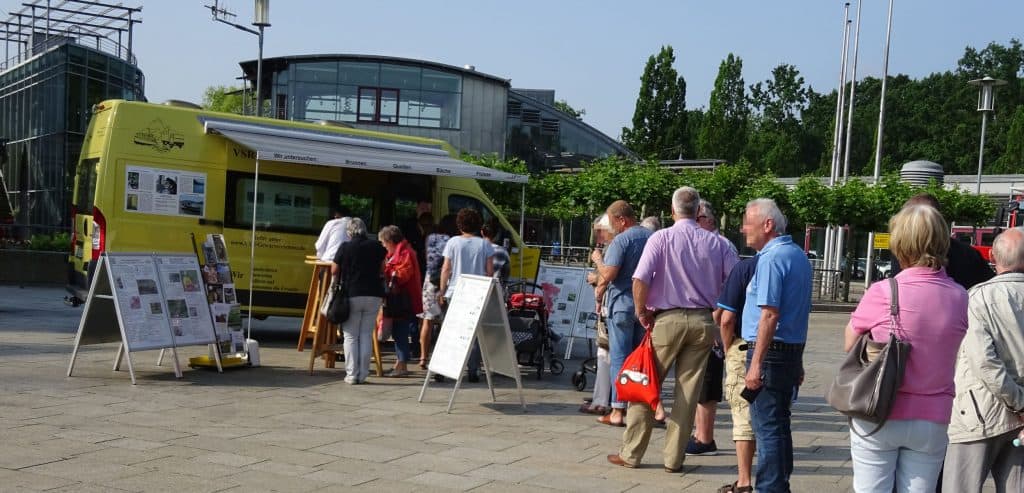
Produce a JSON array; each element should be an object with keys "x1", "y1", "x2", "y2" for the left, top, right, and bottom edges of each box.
[{"x1": 125, "y1": 165, "x2": 207, "y2": 218}]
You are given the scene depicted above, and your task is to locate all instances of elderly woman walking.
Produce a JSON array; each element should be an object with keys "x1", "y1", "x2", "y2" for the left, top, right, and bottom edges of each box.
[{"x1": 844, "y1": 204, "x2": 968, "y2": 492}]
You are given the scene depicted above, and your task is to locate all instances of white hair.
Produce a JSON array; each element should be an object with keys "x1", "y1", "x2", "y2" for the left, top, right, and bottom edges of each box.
[
  {"x1": 991, "y1": 227, "x2": 1024, "y2": 272},
  {"x1": 698, "y1": 199, "x2": 717, "y2": 224},
  {"x1": 640, "y1": 216, "x2": 661, "y2": 231},
  {"x1": 672, "y1": 186, "x2": 700, "y2": 217},
  {"x1": 746, "y1": 198, "x2": 787, "y2": 235},
  {"x1": 347, "y1": 217, "x2": 368, "y2": 237}
]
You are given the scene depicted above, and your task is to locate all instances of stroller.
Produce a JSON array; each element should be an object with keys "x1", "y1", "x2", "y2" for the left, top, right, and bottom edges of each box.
[{"x1": 506, "y1": 283, "x2": 564, "y2": 379}]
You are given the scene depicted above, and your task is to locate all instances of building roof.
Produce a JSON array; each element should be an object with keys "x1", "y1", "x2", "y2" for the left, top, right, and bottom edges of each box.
[
  {"x1": 239, "y1": 53, "x2": 511, "y2": 88},
  {"x1": 508, "y1": 89, "x2": 636, "y2": 161}
]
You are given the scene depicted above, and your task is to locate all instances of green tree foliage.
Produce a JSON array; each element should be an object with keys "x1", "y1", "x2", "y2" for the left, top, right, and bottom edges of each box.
[
  {"x1": 202, "y1": 85, "x2": 245, "y2": 114},
  {"x1": 698, "y1": 54, "x2": 748, "y2": 163},
  {"x1": 621, "y1": 46, "x2": 689, "y2": 160},
  {"x1": 745, "y1": 64, "x2": 809, "y2": 176},
  {"x1": 553, "y1": 100, "x2": 585, "y2": 120},
  {"x1": 997, "y1": 105, "x2": 1024, "y2": 170}
]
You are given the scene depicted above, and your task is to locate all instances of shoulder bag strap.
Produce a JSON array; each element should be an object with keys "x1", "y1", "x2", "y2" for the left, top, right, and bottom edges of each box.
[{"x1": 851, "y1": 277, "x2": 905, "y2": 439}]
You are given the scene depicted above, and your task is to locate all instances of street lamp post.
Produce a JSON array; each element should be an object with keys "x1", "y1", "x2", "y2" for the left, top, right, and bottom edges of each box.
[
  {"x1": 206, "y1": 0, "x2": 271, "y2": 117},
  {"x1": 968, "y1": 76, "x2": 1007, "y2": 195}
]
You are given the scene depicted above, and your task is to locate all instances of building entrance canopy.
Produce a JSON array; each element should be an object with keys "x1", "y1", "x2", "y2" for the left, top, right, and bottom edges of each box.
[{"x1": 202, "y1": 119, "x2": 528, "y2": 184}]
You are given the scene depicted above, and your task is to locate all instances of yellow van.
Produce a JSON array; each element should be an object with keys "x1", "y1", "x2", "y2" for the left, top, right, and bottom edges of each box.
[{"x1": 68, "y1": 100, "x2": 539, "y2": 316}]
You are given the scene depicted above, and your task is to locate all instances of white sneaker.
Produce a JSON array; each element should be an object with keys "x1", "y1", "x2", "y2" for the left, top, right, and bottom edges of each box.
[{"x1": 344, "y1": 375, "x2": 357, "y2": 384}]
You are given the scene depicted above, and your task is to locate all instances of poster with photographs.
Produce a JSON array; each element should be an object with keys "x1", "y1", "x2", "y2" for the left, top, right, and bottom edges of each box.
[
  {"x1": 207, "y1": 234, "x2": 228, "y2": 264},
  {"x1": 106, "y1": 254, "x2": 175, "y2": 351},
  {"x1": 534, "y1": 264, "x2": 590, "y2": 337},
  {"x1": 210, "y1": 303, "x2": 233, "y2": 353},
  {"x1": 154, "y1": 255, "x2": 216, "y2": 347},
  {"x1": 124, "y1": 165, "x2": 207, "y2": 218}
]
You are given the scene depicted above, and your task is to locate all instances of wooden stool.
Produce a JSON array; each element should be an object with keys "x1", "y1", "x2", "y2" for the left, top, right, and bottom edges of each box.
[{"x1": 298, "y1": 259, "x2": 334, "y2": 352}]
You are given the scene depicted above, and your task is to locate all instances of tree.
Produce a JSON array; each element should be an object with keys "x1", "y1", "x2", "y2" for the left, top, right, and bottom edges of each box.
[
  {"x1": 553, "y1": 99, "x2": 585, "y2": 120},
  {"x1": 999, "y1": 106, "x2": 1024, "y2": 170},
  {"x1": 698, "y1": 54, "x2": 748, "y2": 163},
  {"x1": 202, "y1": 85, "x2": 245, "y2": 114},
  {"x1": 745, "y1": 64, "x2": 809, "y2": 176},
  {"x1": 621, "y1": 46, "x2": 688, "y2": 160}
]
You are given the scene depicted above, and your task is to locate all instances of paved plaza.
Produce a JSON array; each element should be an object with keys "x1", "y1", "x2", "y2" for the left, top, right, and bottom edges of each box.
[{"x1": 0, "y1": 285, "x2": 910, "y2": 492}]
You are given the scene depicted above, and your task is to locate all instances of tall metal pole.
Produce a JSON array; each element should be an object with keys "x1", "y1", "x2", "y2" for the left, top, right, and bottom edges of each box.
[
  {"x1": 256, "y1": 25, "x2": 264, "y2": 117},
  {"x1": 976, "y1": 111, "x2": 988, "y2": 195},
  {"x1": 865, "y1": 0, "x2": 895, "y2": 288},
  {"x1": 825, "y1": 7, "x2": 852, "y2": 290},
  {"x1": 835, "y1": 0, "x2": 862, "y2": 289},
  {"x1": 842, "y1": 0, "x2": 862, "y2": 182}
]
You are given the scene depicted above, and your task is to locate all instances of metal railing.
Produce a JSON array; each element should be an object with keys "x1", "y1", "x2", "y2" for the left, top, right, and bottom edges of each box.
[{"x1": 525, "y1": 244, "x2": 593, "y2": 267}]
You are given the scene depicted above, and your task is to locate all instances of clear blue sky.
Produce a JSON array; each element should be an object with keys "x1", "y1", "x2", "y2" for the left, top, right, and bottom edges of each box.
[{"x1": 10, "y1": 1, "x2": 1023, "y2": 140}]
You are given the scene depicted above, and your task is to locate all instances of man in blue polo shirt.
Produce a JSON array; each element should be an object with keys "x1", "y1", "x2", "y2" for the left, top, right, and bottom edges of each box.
[{"x1": 740, "y1": 198, "x2": 811, "y2": 493}]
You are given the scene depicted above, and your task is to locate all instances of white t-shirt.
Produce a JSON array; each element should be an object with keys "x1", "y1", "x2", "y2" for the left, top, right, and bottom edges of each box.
[
  {"x1": 442, "y1": 235, "x2": 495, "y2": 298},
  {"x1": 315, "y1": 217, "x2": 351, "y2": 261}
]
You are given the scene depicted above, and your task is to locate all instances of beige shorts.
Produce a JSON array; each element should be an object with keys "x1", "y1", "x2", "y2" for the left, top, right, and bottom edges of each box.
[{"x1": 724, "y1": 339, "x2": 754, "y2": 441}]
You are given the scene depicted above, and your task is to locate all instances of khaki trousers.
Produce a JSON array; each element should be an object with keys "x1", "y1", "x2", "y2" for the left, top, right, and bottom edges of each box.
[{"x1": 619, "y1": 308, "x2": 714, "y2": 469}]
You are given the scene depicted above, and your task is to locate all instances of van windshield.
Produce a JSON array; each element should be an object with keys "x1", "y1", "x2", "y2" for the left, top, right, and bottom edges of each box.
[{"x1": 74, "y1": 158, "x2": 99, "y2": 213}]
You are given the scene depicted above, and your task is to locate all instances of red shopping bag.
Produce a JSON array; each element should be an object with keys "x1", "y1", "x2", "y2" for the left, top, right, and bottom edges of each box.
[{"x1": 614, "y1": 330, "x2": 661, "y2": 411}]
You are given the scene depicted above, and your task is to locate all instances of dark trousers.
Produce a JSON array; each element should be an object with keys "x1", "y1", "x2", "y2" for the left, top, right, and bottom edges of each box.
[{"x1": 747, "y1": 347, "x2": 803, "y2": 493}]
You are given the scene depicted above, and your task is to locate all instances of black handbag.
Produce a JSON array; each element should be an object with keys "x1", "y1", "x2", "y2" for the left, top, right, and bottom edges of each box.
[
  {"x1": 382, "y1": 273, "x2": 414, "y2": 319},
  {"x1": 825, "y1": 277, "x2": 911, "y2": 436},
  {"x1": 326, "y1": 281, "x2": 350, "y2": 324}
]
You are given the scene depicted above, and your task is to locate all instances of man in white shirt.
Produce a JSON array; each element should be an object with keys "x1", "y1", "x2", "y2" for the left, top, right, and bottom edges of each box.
[{"x1": 315, "y1": 207, "x2": 351, "y2": 262}]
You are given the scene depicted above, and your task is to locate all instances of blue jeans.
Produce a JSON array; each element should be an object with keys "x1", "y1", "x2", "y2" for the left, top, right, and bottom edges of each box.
[
  {"x1": 746, "y1": 346, "x2": 803, "y2": 493},
  {"x1": 392, "y1": 318, "x2": 415, "y2": 363},
  {"x1": 609, "y1": 310, "x2": 646, "y2": 409}
]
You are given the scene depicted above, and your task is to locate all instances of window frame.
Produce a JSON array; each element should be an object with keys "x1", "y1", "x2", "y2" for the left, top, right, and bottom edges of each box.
[
  {"x1": 356, "y1": 86, "x2": 400, "y2": 125},
  {"x1": 224, "y1": 171, "x2": 340, "y2": 236}
]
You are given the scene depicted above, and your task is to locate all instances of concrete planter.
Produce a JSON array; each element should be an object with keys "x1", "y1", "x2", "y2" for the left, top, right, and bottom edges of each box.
[{"x1": 0, "y1": 250, "x2": 67, "y2": 285}]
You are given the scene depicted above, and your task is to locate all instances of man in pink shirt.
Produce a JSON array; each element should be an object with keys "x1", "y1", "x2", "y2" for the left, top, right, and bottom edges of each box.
[{"x1": 607, "y1": 186, "x2": 738, "y2": 473}]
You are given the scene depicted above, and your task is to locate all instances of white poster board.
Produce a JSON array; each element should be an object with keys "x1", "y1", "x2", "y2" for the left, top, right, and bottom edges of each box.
[
  {"x1": 107, "y1": 254, "x2": 175, "y2": 351},
  {"x1": 125, "y1": 165, "x2": 206, "y2": 218},
  {"x1": 534, "y1": 264, "x2": 589, "y2": 337},
  {"x1": 154, "y1": 255, "x2": 217, "y2": 347},
  {"x1": 419, "y1": 275, "x2": 526, "y2": 413}
]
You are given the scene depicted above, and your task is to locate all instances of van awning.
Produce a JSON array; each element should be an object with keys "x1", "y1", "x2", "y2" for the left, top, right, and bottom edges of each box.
[{"x1": 202, "y1": 118, "x2": 528, "y2": 184}]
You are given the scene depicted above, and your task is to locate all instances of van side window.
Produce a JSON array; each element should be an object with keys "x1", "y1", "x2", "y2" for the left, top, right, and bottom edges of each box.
[
  {"x1": 74, "y1": 158, "x2": 100, "y2": 213},
  {"x1": 448, "y1": 194, "x2": 510, "y2": 244},
  {"x1": 226, "y1": 172, "x2": 335, "y2": 235}
]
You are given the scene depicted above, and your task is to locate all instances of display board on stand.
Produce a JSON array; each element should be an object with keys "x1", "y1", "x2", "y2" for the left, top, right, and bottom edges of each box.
[
  {"x1": 419, "y1": 275, "x2": 527, "y2": 413},
  {"x1": 533, "y1": 263, "x2": 596, "y2": 358},
  {"x1": 67, "y1": 253, "x2": 220, "y2": 384}
]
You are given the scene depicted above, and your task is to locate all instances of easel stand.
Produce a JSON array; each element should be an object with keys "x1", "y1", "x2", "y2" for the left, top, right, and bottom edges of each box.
[
  {"x1": 67, "y1": 253, "x2": 221, "y2": 385},
  {"x1": 418, "y1": 275, "x2": 527, "y2": 413}
]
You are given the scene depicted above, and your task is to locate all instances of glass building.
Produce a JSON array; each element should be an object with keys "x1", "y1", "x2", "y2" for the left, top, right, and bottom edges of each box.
[
  {"x1": 240, "y1": 55, "x2": 633, "y2": 172},
  {"x1": 0, "y1": 1, "x2": 144, "y2": 235}
]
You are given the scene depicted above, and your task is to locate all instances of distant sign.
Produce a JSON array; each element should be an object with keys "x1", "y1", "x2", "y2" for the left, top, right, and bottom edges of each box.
[{"x1": 873, "y1": 233, "x2": 890, "y2": 249}]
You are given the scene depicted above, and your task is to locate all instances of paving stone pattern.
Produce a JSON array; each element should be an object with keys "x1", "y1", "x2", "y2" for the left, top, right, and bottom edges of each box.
[{"x1": 0, "y1": 285, "x2": 997, "y2": 492}]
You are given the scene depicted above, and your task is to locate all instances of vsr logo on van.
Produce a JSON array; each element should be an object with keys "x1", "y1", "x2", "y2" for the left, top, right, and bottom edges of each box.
[{"x1": 133, "y1": 119, "x2": 184, "y2": 153}]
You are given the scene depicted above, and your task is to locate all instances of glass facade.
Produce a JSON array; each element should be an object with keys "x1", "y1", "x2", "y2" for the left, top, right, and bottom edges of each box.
[
  {"x1": 274, "y1": 60, "x2": 462, "y2": 129},
  {"x1": 0, "y1": 43, "x2": 144, "y2": 232},
  {"x1": 506, "y1": 91, "x2": 633, "y2": 172}
]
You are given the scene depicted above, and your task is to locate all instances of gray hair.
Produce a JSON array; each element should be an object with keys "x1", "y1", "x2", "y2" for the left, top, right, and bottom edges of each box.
[
  {"x1": 991, "y1": 227, "x2": 1024, "y2": 272},
  {"x1": 347, "y1": 217, "x2": 367, "y2": 238},
  {"x1": 745, "y1": 198, "x2": 787, "y2": 235},
  {"x1": 698, "y1": 199, "x2": 717, "y2": 225},
  {"x1": 671, "y1": 186, "x2": 700, "y2": 217},
  {"x1": 640, "y1": 216, "x2": 661, "y2": 231},
  {"x1": 593, "y1": 213, "x2": 613, "y2": 232},
  {"x1": 377, "y1": 224, "x2": 404, "y2": 244}
]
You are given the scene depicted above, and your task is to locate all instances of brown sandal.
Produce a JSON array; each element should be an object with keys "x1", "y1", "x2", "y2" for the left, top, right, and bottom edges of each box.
[
  {"x1": 717, "y1": 482, "x2": 753, "y2": 493},
  {"x1": 597, "y1": 413, "x2": 625, "y2": 427}
]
